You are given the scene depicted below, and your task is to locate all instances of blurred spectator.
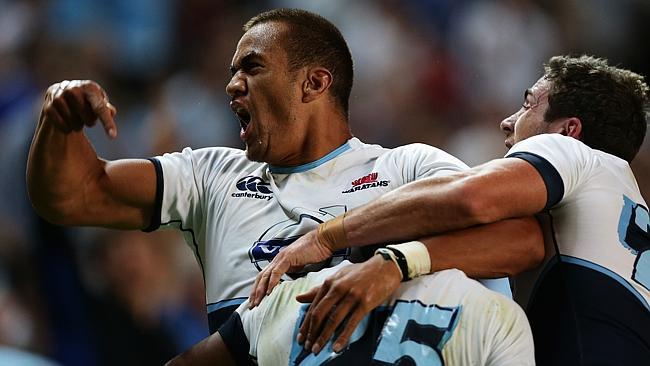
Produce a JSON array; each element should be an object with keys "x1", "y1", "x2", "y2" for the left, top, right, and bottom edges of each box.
[
  {"x1": 76, "y1": 229, "x2": 207, "y2": 365},
  {"x1": 0, "y1": 226, "x2": 48, "y2": 355}
]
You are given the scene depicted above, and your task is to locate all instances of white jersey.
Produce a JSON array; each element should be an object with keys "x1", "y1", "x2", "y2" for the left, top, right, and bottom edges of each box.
[
  {"x1": 149, "y1": 138, "x2": 511, "y2": 331},
  {"x1": 506, "y1": 133, "x2": 650, "y2": 310},
  {"x1": 219, "y1": 262, "x2": 534, "y2": 366}
]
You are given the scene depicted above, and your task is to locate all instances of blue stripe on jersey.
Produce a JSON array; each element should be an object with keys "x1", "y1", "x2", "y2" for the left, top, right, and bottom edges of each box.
[
  {"x1": 560, "y1": 255, "x2": 650, "y2": 311},
  {"x1": 506, "y1": 151, "x2": 564, "y2": 210},
  {"x1": 207, "y1": 297, "x2": 247, "y2": 314},
  {"x1": 269, "y1": 141, "x2": 351, "y2": 174}
]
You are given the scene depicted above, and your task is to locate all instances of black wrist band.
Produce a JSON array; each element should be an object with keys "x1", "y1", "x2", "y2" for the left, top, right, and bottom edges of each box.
[{"x1": 385, "y1": 247, "x2": 410, "y2": 282}]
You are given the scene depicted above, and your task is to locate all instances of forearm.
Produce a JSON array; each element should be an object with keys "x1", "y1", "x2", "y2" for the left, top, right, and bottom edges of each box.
[
  {"x1": 27, "y1": 114, "x2": 104, "y2": 224},
  {"x1": 342, "y1": 174, "x2": 476, "y2": 249},
  {"x1": 423, "y1": 216, "x2": 544, "y2": 278},
  {"x1": 27, "y1": 108, "x2": 156, "y2": 229},
  {"x1": 339, "y1": 159, "x2": 547, "y2": 249}
]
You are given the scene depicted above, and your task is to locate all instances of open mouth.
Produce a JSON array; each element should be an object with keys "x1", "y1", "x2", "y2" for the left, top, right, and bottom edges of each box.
[{"x1": 235, "y1": 109, "x2": 251, "y2": 131}]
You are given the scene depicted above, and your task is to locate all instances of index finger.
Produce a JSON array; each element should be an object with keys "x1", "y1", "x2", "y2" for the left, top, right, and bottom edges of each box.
[
  {"x1": 82, "y1": 82, "x2": 117, "y2": 138},
  {"x1": 250, "y1": 267, "x2": 271, "y2": 308}
]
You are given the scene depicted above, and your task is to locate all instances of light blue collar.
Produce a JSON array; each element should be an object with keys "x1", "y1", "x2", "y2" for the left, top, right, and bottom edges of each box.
[{"x1": 269, "y1": 140, "x2": 352, "y2": 174}]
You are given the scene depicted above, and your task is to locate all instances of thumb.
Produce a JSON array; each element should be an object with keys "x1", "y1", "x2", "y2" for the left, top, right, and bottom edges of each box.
[{"x1": 296, "y1": 287, "x2": 319, "y2": 303}]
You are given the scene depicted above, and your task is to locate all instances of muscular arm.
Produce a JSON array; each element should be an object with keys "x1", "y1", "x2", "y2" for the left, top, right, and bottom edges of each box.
[
  {"x1": 343, "y1": 158, "x2": 548, "y2": 248},
  {"x1": 422, "y1": 216, "x2": 544, "y2": 278},
  {"x1": 26, "y1": 81, "x2": 156, "y2": 229},
  {"x1": 289, "y1": 217, "x2": 544, "y2": 355},
  {"x1": 251, "y1": 161, "x2": 546, "y2": 305}
]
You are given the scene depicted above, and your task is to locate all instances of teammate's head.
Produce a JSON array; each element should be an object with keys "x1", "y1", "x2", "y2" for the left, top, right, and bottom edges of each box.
[
  {"x1": 501, "y1": 55, "x2": 648, "y2": 162},
  {"x1": 244, "y1": 8, "x2": 354, "y2": 117},
  {"x1": 543, "y1": 55, "x2": 648, "y2": 162}
]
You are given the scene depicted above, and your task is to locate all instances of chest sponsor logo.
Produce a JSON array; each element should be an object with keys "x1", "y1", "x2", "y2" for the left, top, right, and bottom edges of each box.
[
  {"x1": 231, "y1": 175, "x2": 273, "y2": 201},
  {"x1": 342, "y1": 172, "x2": 389, "y2": 194},
  {"x1": 249, "y1": 207, "x2": 349, "y2": 278}
]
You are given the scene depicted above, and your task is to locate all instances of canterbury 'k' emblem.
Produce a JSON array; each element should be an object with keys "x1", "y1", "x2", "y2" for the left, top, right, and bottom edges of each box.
[{"x1": 232, "y1": 175, "x2": 273, "y2": 200}]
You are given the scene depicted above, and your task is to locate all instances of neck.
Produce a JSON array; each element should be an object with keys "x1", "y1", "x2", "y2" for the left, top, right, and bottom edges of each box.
[
  {"x1": 307, "y1": 106, "x2": 352, "y2": 155},
  {"x1": 274, "y1": 110, "x2": 352, "y2": 167}
]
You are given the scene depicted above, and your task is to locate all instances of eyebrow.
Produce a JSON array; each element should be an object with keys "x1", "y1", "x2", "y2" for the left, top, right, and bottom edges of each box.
[{"x1": 229, "y1": 51, "x2": 262, "y2": 76}]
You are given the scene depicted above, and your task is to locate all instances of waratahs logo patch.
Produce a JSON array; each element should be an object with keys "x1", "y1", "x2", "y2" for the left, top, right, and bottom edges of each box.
[
  {"x1": 231, "y1": 175, "x2": 273, "y2": 201},
  {"x1": 342, "y1": 172, "x2": 389, "y2": 194},
  {"x1": 249, "y1": 206, "x2": 350, "y2": 278}
]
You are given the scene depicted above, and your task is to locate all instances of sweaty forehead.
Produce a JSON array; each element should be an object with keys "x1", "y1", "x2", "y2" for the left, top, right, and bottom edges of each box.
[
  {"x1": 528, "y1": 76, "x2": 551, "y2": 99},
  {"x1": 232, "y1": 22, "x2": 286, "y2": 63},
  {"x1": 533, "y1": 76, "x2": 551, "y2": 92}
]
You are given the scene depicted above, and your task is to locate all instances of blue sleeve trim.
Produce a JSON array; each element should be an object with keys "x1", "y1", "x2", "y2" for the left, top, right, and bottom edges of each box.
[
  {"x1": 207, "y1": 297, "x2": 247, "y2": 334},
  {"x1": 218, "y1": 313, "x2": 255, "y2": 365},
  {"x1": 507, "y1": 151, "x2": 564, "y2": 210},
  {"x1": 142, "y1": 157, "x2": 163, "y2": 232}
]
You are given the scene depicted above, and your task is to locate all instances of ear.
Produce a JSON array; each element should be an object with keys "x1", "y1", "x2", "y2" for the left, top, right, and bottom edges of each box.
[
  {"x1": 302, "y1": 67, "x2": 333, "y2": 103},
  {"x1": 551, "y1": 117, "x2": 582, "y2": 139},
  {"x1": 562, "y1": 117, "x2": 582, "y2": 139}
]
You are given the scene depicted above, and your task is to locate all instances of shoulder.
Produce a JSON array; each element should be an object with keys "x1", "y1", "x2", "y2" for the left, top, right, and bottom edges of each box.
[
  {"x1": 505, "y1": 134, "x2": 597, "y2": 174},
  {"x1": 155, "y1": 146, "x2": 263, "y2": 173},
  {"x1": 507, "y1": 134, "x2": 591, "y2": 160},
  {"x1": 389, "y1": 143, "x2": 466, "y2": 165}
]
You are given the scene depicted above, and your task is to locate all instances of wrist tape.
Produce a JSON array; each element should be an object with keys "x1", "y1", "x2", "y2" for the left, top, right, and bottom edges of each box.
[
  {"x1": 386, "y1": 241, "x2": 431, "y2": 281},
  {"x1": 316, "y1": 213, "x2": 348, "y2": 250}
]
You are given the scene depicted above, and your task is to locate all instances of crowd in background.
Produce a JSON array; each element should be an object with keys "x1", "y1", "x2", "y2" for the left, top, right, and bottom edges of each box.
[{"x1": 0, "y1": 0, "x2": 648, "y2": 365}]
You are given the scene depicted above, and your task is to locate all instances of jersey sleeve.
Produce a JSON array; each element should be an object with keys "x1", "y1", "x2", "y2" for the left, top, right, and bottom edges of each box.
[
  {"x1": 146, "y1": 148, "x2": 201, "y2": 232},
  {"x1": 392, "y1": 143, "x2": 469, "y2": 182},
  {"x1": 146, "y1": 147, "x2": 241, "y2": 233},
  {"x1": 505, "y1": 134, "x2": 593, "y2": 210}
]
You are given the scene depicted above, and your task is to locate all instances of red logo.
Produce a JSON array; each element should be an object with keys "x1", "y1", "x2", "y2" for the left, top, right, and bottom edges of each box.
[{"x1": 352, "y1": 172, "x2": 378, "y2": 186}]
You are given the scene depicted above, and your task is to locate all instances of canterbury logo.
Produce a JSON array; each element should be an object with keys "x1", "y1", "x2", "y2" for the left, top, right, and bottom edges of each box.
[{"x1": 232, "y1": 176, "x2": 273, "y2": 201}]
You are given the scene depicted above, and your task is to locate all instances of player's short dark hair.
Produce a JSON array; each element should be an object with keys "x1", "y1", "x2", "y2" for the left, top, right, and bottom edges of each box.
[
  {"x1": 244, "y1": 8, "x2": 354, "y2": 117},
  {"x1": 543, "y1": 55, "x2": 649, "y2": 162}
]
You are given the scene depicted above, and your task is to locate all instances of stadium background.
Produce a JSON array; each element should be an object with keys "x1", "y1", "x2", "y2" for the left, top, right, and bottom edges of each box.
[{"x1": 0, "y1": 0, "x2": 648, "y2": 364}]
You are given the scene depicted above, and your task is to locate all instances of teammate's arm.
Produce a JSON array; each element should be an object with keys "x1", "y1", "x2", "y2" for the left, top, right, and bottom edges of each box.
[
  {"x1": 343, "y1": 157, "x2": 547, "y2": 247},
  {"x1": 26, "y1": 80, "x2": 157, "y2": 230},
  {"x1": 291, "y1": 217, "x2": 543, "y2": 354},
  {"x1": 165, "y1": 332, "x2": 235, "y2": 366},
  {"x1": 251, "y1": 158, "x2": 547, "y2": 303}
]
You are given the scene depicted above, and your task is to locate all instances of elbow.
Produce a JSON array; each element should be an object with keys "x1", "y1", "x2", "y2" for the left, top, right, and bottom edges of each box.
[
  {"x1": 507, "y1": 217, "x2": 545, "y2": 276},
  {"x1": 30, "y1": 202, "x2": 74, "y2": 226},
  {"x1": 525, "y1": 218, "x2": 546, "y2": 268},
  {"x1": 27, "y1": 190, "x2": 78, "y2": 227}
]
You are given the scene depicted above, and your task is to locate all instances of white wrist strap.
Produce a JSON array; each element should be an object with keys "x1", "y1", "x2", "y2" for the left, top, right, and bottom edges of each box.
[{"x1": 387, "y1": 241, "x2": 431, "y2": 280}]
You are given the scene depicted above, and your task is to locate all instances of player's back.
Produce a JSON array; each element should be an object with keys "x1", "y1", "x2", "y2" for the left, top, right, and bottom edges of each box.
[
  {"x1": 220, "y1": 262, "x2": 533, "y2": 365},
  {"x1": 506, "y1": 134, "x2": 650, "y2": 364}
]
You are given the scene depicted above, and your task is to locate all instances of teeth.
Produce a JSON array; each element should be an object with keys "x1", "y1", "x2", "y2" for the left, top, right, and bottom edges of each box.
[{"x1": 235, "y1": 110, "x2": 251, "y2": 129}]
